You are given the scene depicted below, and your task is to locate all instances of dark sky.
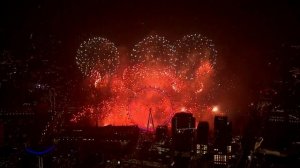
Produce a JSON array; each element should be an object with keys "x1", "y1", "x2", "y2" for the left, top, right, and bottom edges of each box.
[
  {"x1": 1, "y1": 1, "x2": 299, "y2": 48},
  {"x1": 1, "y1": 1, "x2": 299, "y2": 52},
  {"x1": 1, "y1": 0, "x2": 300, "y2": 110}
]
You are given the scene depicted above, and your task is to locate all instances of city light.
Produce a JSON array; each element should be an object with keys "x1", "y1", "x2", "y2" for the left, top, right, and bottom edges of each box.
[{"x1": 1, "y1": 1, "x2": 299, "y2": 167}]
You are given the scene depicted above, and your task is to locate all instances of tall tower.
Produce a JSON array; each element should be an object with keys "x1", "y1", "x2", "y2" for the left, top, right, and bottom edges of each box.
[
  {"x1": 171, "y1": 112, "x2": 196, "y2": 168},
  {"x1": 196, "y1": 121, "x2": 209, "y2": 155},
  {"x1": 213, "y1": 116, "x2": 232, "y2": 167},
  {"x1": 147, "y1": 108, "x2": 155, "y2": 132},
  {"x1": 171, "y1": 112, "x2": 196, "y2": 152}
]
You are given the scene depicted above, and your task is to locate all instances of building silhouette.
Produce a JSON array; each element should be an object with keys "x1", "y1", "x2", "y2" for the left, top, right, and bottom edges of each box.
[
  {"x1": 213, "y1": 116, "x2": 232, "y2": 167},
  {"x1": 196, "y1": 121, "x2": 209, "y2": 155},
  {"x1": 171, "y1": 112, "x2": 196, "y2": 168}
]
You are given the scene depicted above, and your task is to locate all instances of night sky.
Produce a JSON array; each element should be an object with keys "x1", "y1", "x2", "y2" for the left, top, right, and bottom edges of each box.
[{"x1": 1, "y1": 0, "x2": 300, "y2": 123}]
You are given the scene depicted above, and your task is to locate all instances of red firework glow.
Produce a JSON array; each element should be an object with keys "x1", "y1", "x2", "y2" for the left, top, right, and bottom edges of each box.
[{"x1": 72, "y1": 34, "x2": 219, "y2": 128}]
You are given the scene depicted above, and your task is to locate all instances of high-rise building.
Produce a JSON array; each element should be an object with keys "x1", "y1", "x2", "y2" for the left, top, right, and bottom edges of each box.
[
  {"x1": 171, "y1": 112, "x2": 196, "y2": 167},
  {"x1": 214, "y1": 116, "x2": 232, "y2": 151},
  {"x1": 196, "y1": 121, "x2": 209, "y2": 155},
  {"x1": 213, "y1": 116, "x2": 232, "y2": 167},
  {"x1": 171, "y1": 112, "x2": 195, "y2": 152}
]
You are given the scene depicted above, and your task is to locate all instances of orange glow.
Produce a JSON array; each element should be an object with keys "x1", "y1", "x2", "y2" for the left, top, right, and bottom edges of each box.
[
  {"x1": 72, "y1": 34, "x2": 218, "y2": 128},
  {"x1": 212, "y1": 106, "x2": 219, "y2": 113},
  {"x1": 71, "y1": 61, "x2": 217, "y2": 128}
]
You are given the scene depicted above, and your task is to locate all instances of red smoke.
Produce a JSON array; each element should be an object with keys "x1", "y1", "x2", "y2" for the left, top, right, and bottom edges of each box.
[
  {"x1": 72, "y1": 60, "x2": 217, "y2": 128},
  {"x1": 72, "y1": 35, "x2": 219, "y2": 128}
]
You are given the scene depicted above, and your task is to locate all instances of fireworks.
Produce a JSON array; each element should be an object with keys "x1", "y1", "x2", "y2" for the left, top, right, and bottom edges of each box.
[
  {"x1": 131, "y1": 35, "x2": 177, "y2": 67},
  {"x1": 175, "y1": 34, "x2": 217, "y2": 79},
  {"x1": 72, "y1": 34, "x2": 218, "y2": 129},
  {"x1": 76, "y1": 37, "x2": 119, "y2": 77}
]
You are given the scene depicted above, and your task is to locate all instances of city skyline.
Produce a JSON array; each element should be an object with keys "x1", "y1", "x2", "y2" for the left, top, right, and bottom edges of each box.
[{"x1": 0, "y1": 1, "x2": 299, "y2": 167}]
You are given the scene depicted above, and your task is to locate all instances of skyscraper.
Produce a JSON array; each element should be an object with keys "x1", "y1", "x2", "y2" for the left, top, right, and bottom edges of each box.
[
  {"x1": 171, "y1": 112, "x2": 196, "y2": 167},
  {"x1": 172, "y1": 112, "x2": 195, "y2": 152},
  {"x1": 213, "y1": 116, "x2": 232, "y2": 167},
  {"x1": 196, "y1": 121, "x2": 209, "y2": 155}
]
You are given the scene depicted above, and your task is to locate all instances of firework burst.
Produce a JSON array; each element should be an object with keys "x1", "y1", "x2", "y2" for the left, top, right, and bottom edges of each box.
[
  {"x1": 72, "y1": 34, "x2": 218, "y2": 129},
  {"x1": 76, "y1": 37, "x2": 119, "y2": 77}
]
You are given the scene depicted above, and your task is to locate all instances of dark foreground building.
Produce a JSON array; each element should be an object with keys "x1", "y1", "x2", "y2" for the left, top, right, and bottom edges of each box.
[
  {"x1": 171, "y1": 112, "x2": 196, "y2": 168},
  {"x1": 213, "y1": 116, "x2": 232, "y2": 167}
]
